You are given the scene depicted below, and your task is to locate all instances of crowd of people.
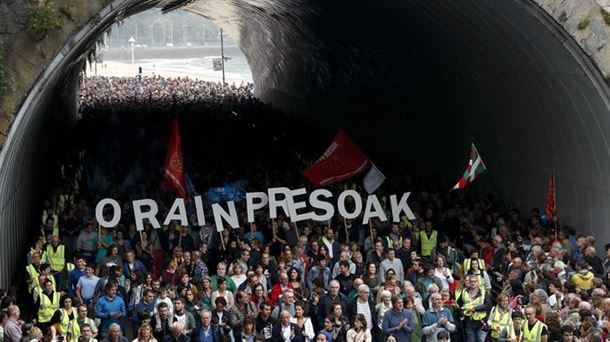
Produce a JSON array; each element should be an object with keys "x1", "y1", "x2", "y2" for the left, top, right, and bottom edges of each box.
[
  {"x1": 78, "y1": 76, "x2": 256, "y2": 114},
  {"x1": 2, "y1": 76, "x2": 610, "y2": 342}
]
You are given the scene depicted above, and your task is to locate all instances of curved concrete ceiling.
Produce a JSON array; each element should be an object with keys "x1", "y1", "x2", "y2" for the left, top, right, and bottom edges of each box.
[{"x1": 0, "y1": 0, "x2": 609, "y2": 287}]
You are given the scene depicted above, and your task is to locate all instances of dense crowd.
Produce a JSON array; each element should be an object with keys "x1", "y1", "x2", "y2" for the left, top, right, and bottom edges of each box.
[
  {"x1": 78, "y1": 76, "x2": 256, "y2": 114},
  {"x1": 3, "y1": 76, "x2": 610, "y2": 342}
]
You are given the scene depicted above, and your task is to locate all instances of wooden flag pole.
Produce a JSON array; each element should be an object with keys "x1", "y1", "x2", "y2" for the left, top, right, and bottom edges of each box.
[
  {"x1": 343, "y1": 217, "x2": 349, "y2": 243},
  {"x1": 292, "y1": 221, "x2": 298, "y2": 240},
  {"x1": 178, "y1": 226, "x2": 183, "y2": 248},
  {"x1": 369, "y1": 221, "x2": 373, "y2": 241},
  {"x1": 554, "y1": 180, "x2": 558, "y2": 242},
  {"x1": 250, "y1": 223, "x2": 255, "y2": 241},
  {"x1": 98, "y1": 223, "x2": 102, "y2": 244},
  {"x1": 220, "y1": 229, "x2": 226, "y2": 250}
]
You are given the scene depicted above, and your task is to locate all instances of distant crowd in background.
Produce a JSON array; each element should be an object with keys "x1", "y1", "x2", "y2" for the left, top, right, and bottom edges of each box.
[
  {"x1": 1, "y1": 76, "x2": 609, "y2": 342},
  {"x1": 78, "y1": 76, "x2": 256, "y2": 114}
]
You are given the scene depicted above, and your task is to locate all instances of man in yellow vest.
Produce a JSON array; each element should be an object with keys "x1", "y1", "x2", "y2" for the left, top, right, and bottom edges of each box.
[
  {"x1": 26, "y1": 252, "x2": 43, "y2": 294},
  {"x1": 43, "y1": 235, "x2": 66, "y2": 273},
  {"x1": 41, "y1": 216, "x2": 59, "y2": 243},
  {"x1": 419, "y1": 220, "x2": 438, "y2": 261},
  {"x1": 487, "y1": 293, "x2": 512, "y2": 341},
  {"x1": 43, "y1": 235, "x2": 67, "y2": 290},
  {"x1": 67, "y1": 304, "x2": 98, "y2": 342},
  {"x1": 457, "y1": 274, "x2": 491, "y2": 342},
  {"x1": 35, "y1": 279, "x2": 61, "y2": 332},
  {"x1": 522, "y1": 305, "x2": 548, "y2": 342}
]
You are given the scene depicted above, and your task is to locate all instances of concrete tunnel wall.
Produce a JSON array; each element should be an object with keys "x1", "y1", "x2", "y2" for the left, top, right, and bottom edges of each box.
[{"x1": 1, "y1": 0, "x2": 610, "y2": 288}]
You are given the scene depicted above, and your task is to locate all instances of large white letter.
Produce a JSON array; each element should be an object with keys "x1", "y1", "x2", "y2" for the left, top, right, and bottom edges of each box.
[
  {"x1": 133, "y1": 199, "x2": 161, "y2": 231},
  {"x1": 96, "y1": 198, "x2": 121, "y2": 228},
  {"x1": 268, "y1": 187, "x2": 292, "y2": 219},
  {"x1": 193, "y1": 195, "x2": 206, "y2": 226},
  {"x1": 309, "y1": 189, "x2": 334, "y2": 221},
  {"x1": 212, "y1": 202, "x2": 239, "y2": 231},
  {"x1": 287, "y1": 188, "x2": 312, "y2": 222},
  {"x1": 337, "y1": 190, "x2": 363, "y2": 220},
  {"x1": 362, "y1": 195, "x2": 388, "y2": 224},
  {"x1": 163, "y1": 198, "x2": 188, "y2": 226},
  {"x1": 390, "y1": 192, "x2": 415, "y2": 221},
  {"x1": 246, "y1": 192, "x2": 269, "y2": 222}
]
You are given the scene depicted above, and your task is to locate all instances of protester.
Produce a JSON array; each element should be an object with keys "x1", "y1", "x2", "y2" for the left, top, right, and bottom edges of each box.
[{"x1": 9, "y1": 74, "x2": 610, "y2": 342}]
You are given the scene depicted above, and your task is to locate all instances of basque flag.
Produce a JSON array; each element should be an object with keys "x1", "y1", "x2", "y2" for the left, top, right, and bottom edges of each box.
[{"x1": 452, "y1": 143, "x2": 487, "y2": 190}]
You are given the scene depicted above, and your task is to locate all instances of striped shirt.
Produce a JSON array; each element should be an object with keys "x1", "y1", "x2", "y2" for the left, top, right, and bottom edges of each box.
[{"x1": 356, "y1": 299, "x2": 373, "y2": 330}]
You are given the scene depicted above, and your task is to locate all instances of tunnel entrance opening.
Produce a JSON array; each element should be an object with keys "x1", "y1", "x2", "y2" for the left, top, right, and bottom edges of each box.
[{"x1": 1, "y1": 0, "x2": 610, "y2": 291}]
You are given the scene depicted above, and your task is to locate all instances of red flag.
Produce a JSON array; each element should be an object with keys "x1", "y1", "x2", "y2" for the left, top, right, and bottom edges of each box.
[
  {"x1": 302, "y1": 130, "x2": 371, "y2": 187},
  {"x1": 546, "y1": 171, "x2": 556, "y2": 222},
  {"x1": 163, "y1": 117, "x2": 188, "y2": 199}
]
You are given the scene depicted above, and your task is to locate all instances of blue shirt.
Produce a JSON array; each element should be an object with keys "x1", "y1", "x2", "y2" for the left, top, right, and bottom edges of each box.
[
  {"x1": 68, "y1": 268, "x2": 85, "y2": 296},
  {"x1": 77, "y1": 275, "x2": 100, "y2": 300},
  {"x1": 198, "y1": 327, "x2": 214, "y2": 342},
  {"x1": 382, "y1": 309, "x2": 413, "y2": 341},
  {"x1": 95, "y1": 295, "x2": 126, "y2": 333}
]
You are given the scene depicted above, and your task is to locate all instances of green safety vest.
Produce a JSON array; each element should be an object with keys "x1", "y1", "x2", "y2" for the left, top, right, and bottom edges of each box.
[
  {"x1": 58, "y1": 308, "x2": 74, "y2": 336},
  {"x1": 461, "y1": 289, "x2": 486, "y2": 321},
  {"x1": 463, "y1": 258, "x2": 486, "y2": 273},
  {"x1": 38, "y1": 292, "x2": 60, "y2": 323},
  {"x1": 26, "y1": 264, "x2": 40, "y2": 293},
  {"x1": 490, "y1": 306, "x2": 512, "y2": 339},
  {"x1": 420, "y1": 231, "x2": 437, "y2": 256},
  {"x1": 522, "y1": 320, "x2": 546, "y2": 342},
  {"x1": 68, "y1": 317, "x2": 94, "y2": 342},
  {"x1": 66, "y1": 263, "x2": 75, "y2": 273},
  {"x1": 45, "y1": 245, "x2": 66, "y2": 272}
]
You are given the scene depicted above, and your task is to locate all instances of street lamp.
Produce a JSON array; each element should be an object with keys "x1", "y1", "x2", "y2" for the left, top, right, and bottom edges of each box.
[{"x1": 128, "y1": 36, "x2": 136, "y2": 65}]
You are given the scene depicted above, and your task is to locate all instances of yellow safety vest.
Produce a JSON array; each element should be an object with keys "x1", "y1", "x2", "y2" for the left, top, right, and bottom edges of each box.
[
  {"x1": 67, "y1": 263, "x2": 75, "y2": 273},
  {"x1": 522, "y1": 320, "x2": 546, "y2": 342},
  {"x1": 468, "y1": 272, "x2": 487, "y2": 292},
  {"x1": 45, "y1": 245, "x2": 66, "y2": 272},
  {"x1": 33, "y1": 275, "x2": 57, "y2": 298},
  {"x1": 461, "y1": 289, "x2": 487, "y2": 321},
  {"x1": 58, "y1": 308, "x2": 74, "y2": 336},
  {"x1": 68, "y1": 317, "x2": 94, "y2": 342},
  {"x1": 38, "y1": 291, "x2": 60, "y2": 323},
  {"x1": 420, "y1": 231, "x2": 437, "y2": 256},
  {"x1": 26, "y1": 264, "x2": 40, "y2": 293},
  {"x1": 490, "y1": 306, "x2": 512, "y2": 339},
  {"x1": 463, "y1": 258, "x2": 486, "y2": 273}
]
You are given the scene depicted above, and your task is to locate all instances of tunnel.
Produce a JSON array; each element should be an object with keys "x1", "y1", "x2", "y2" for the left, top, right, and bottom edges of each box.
[{"x1": 0, "y1": 0, "x2": 609, "y2": 288}]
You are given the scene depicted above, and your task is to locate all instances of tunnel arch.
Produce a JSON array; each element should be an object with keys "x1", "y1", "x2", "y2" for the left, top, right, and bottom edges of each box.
[{"x1": 0, "y1": 0, "x2": 610, "y2": 287}]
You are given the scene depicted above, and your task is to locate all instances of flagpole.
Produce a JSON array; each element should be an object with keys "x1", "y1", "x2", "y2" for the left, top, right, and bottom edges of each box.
[
  {"x1": 485, "y1": 173, "x2": 507, "y2": 209},
  {"x1": 293, "y1": 222, "x2": 300, "y2": 241},
  {"x1": 178, "y1": 225, "x2": 182, "y2": 248},
  {"x1": 220, "y1": 229, "x2": 226, "y2": 250},
  {"x1": 554, "y1": 170, "x2": 558, "y2": 241},
  {"x1": 343, "y1": 217, "x2": 349, "y2": 243}
]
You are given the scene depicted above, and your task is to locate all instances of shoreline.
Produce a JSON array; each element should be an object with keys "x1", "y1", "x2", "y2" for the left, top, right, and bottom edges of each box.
[{"x1": 86, "y1": 60, "x2": 253, "y2": 84}]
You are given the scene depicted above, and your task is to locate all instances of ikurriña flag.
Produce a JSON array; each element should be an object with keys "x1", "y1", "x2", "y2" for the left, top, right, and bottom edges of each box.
[
  {"x1": 546, "y1": 170, "x2": 556, "y2": 222},
  {"x1": 452, "y1": 143, "x2": 487, "y2": 190},
  {"x1": 163, "y1": 116, "x2": 188, "y2": 199},
  {"x1": 302, "y1": 130, "x2": 372, "y2": 187}
]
